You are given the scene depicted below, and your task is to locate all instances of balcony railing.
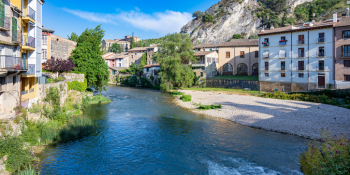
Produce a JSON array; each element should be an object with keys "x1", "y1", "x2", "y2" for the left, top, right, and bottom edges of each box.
[
  {"x1": 281, "y1": 66, "x2": 286, "y2": 71},
  {"x1": 22, "y1": 34, "x2": 35, "y2": 48},
  {"x1": 0, "y1": 16, "x2": 11, "y2": 30},
  {"x1": 297, "y1": 40, "x2": 305, "y2": 44},
  {"x1": 262, "y1": 42, "x2": 269, "y2": 47},
  {"x1": 297, "y1": 67, "x2": 305, "y2": 71},
  {"x1": 0, "y1": 56, "x2": 28, "y2": 70},
  {"x1": 317, "y1": 52, "x2": 325, "y2": 57},
  {"x1": 317, "y1": 38, "x2": 325, "y2": 43},
  {"x1": 24, "y1": 64, "x2": 35, "y2": 75},
  {"x1": 298, "y1": 53, "x2": 305, "y2": 58},
  {"x1": 25, "y1": 7, "x2": 36, "y2": 21},
  {"x1": 279, "y1": 40, "x2": 287, "y2": 46},
  {"x1": 316, "y1": 66, "x2": 325, "y2": 71}
]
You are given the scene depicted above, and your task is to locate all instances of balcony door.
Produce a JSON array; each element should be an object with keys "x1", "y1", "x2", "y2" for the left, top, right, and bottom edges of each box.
[
  {"x1": 298, "y1": 35, "x2": 304, "y2": 44},
  {"x1": 318, "y1": 76, "x2": 325, "y2": 88}
]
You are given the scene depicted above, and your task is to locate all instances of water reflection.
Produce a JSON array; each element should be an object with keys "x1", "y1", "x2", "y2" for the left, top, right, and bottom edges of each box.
[{"x1": 37, "y1": 86, "x2": 308, "y2": 175}]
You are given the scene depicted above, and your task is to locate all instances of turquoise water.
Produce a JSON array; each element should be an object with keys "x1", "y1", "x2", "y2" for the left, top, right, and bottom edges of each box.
[{"x1": 37, "y1": 86, "x2": 308, "y2": 174}]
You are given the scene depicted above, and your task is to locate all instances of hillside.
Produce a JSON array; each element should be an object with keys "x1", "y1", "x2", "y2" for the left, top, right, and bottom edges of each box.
[{"x1": 180, "y1": 0, "x2": 347, "y2": 44}]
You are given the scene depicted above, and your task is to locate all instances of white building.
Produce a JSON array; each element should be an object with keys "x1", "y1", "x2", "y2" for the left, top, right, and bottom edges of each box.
[
  {"x1": 193, "y1": 44, "x2": 219, "y2": 52},
  {"x1": 193, "y1": 51, "x2": 219, "y2": 78},
  {"x1": 258, "y1": 20, "x2": 335, "y2": 92},
  {"x1": 143, "y1": 64, "x2": 160, "y2": 78}
]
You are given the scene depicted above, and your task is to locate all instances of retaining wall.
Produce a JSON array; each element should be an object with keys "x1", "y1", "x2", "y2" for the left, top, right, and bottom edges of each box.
[{"x1": 206, "y1": 79, "x2": 260, "y2": 91}]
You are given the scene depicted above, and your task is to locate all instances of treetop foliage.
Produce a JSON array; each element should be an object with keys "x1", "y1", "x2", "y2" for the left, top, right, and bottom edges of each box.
[
  {"x1": 110, "y1": 43, "x2": 125, "y2": 53},
  {"x1": 47, "y1": 57, "x2": 75, "y2": 74}
]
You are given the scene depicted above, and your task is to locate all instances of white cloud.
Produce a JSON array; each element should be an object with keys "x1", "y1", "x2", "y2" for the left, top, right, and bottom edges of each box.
[{"x1": 63, "y1": 8, "x2": 192, "y2": 35}]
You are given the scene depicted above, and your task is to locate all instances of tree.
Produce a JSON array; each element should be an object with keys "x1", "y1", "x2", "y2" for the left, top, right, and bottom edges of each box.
[
  {"x1": 130, "y1": 32, "x2": 136, "y2": 49},
  {"x1": 110, "y1": 43, "x2": 124, "y2": 53},
  {"x1": 203, "y1": 14, "x2": 214, "y2": 22},
  {"x1": 249, "y1": 35, "x2": 259, "y2": 39},
  {"x1": 153, "y1": 33, "x2": 196, "y2": 91},
  {"x1": 192, "y1": 11, "x2": 204, "y2": 19},
  {"x1": 140, "y1": 53, "x2": 147, "y2": 68},
  {"x1": 68, "y1": 32, "x2": 79, "y2": 42},
  {"x1": 47, "y1": 57, "x2": 75, "y2": 74},
  {"x1": 69, "y1": 25, "x2": 109, "y2": 91}
]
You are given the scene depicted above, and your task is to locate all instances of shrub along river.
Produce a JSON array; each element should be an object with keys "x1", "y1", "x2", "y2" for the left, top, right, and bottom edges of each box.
[{"x1": 37, "y1": 86, "x2": 309, "y2": 174}]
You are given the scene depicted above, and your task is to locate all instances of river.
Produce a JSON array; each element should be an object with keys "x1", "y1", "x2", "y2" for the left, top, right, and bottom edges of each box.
[{"x1": 37, "y1": 86, "x2": 309, "y2": 175}]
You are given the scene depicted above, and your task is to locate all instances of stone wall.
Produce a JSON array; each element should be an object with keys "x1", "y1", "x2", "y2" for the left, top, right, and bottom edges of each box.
[
  {"x1": 206, "y1": 79, "x2": 260, "y2": 91},
  {"x1": 51, "y1": 34, "x2": 77, "y2": 60},
  {"x1": 260, "y1": 81, "x2": 324, "y2": 92},
  {"x1": 42, "y1": 72, "x2": 84, "y2": 80}
]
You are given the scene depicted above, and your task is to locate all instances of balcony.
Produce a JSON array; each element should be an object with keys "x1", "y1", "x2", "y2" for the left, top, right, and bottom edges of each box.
[
  {"x1": 317, "y1": 38, "x2": 325, "y2": 43},
  {"x1": 0, "y1": 56, "x2": 28, "y2": 70},
  {"x1": 0, "y1": 16, "x2": 11, "y2": 31},
  {"x1": 316, "y1": 66, "x2": 325, "y2": 71},
  {"x1": 317, "y1": 52, "x2": 325, "y2": 57},
  {"x1": 22, "y1": 34, "x2": 36, "y2": 50},
  {"x1": 279, "y1": 40, "x2": 287, "y2": 46},
  {"x1": 297, "y1": 67, "x2": 304, "y2": 71},
  {"x1": 298, "y1": 53, "x2": 305, "y2": 58},
  {"x1": 262, "y1": 42, "x2": 269, "y2": 47},
  {"x1": 23, "y1": 7, "x2": 36, "y2": 23},
  {"x1": 281, "y1": 66, "x2": 286, "y2": 71},
  {"x1": 297, "y1": 40, "x2": 305, "y2": 45},
  {"x1": 24, "y1": 64, "x2": 35, "y2": 75},
  {"x1": 342, "y1": 52, "x2": 350, "y2": 58}
]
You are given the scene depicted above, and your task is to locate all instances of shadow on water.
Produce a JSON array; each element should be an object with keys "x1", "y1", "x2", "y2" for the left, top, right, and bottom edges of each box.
[{"x1": 37, "y1": 86, "x2": 309, "y2": 175}]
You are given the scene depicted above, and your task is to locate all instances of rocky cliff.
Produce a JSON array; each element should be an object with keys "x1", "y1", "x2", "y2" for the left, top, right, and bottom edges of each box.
[{"x1": 180, "y1": 0, "x2": 313, "y2": 44}]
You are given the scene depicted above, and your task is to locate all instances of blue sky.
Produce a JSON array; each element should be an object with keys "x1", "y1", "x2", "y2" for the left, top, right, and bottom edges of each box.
[{"x1": 43, "y1": 0, "x2": 219, "y2": 40}]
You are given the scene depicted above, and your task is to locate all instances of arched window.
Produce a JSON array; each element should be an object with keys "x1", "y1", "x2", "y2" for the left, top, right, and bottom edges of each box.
[
  {"x1": 252, "y1": 63, "x2": 259, "y2": 76},
  {"x1": 223, "y1": 63, "x2": 233, "y2": 75},
  {"x1": 237, "y1": 63, "x2": 248, "y2": 75}
]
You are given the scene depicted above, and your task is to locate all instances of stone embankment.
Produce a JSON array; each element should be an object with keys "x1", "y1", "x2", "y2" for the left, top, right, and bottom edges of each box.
[{"x1": 175, "y1": 90, "x2": 350, "y2": 140}]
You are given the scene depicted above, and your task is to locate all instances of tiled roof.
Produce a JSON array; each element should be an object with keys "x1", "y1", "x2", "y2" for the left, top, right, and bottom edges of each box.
[
  {"x1": 193, "y1": 44, "x2": 218, "y2": 49},
  {"x1": 219, "y1": 39, "x2": 259, "y2": 47},
  {"x1": 258, "y1": 22, "x2": 334, "y2": 36},
  {"x1": 194, "y1": 51, "x2": 216, "y2": 56},
  {"x1": 143, "y1": 64, "x2": 160, "y2": 68},
  {"x1": 335, "y1": 17, "x2": 350, "y2": 27},
  {"x1": 42, "y1": 28, "x2": 54, "y2": 33},
  {"x1": 109, "y1": 67, "x2": 129, "y2": 71},
  {"x1": 103, "y1": 52, "x2": 114, "y2": 59},
  {"x1": 105, "y1": 53, "x2": 129, "y2": 60},
  {"x1": 128, "y1": 47, "x2": 148, "y2": 52}
]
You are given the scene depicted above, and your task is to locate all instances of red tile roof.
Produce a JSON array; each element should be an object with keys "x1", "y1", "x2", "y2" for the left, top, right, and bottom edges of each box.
[
  {"x1": 143, "y1": 64, "x2": 160, "y2": 68},
  {"x1": 335, "y1": 17, "x2": 350, "y2": 27},
  {"x1": 194, "y1": 51, "x2": 216, "y2": 56},
  {"x1": 193, "y1": 44, "x2": 218, "y2": 49},
  {"x1": 258, "y1": 22, "x2": 335, "y2": 36},
  {"x1": 219, "y1": 39, "x2": 259, "y2": 47}
]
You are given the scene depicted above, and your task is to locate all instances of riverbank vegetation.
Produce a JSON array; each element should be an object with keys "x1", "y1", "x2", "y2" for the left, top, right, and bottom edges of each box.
[
  {"x1": 198, "y1": 104, "x2": 222, "y2": 110},
  {"x1": 180, "y1": 95, "x2": 192, "y2": 102},
  {"x1": 182, "y1": 87, "x2": 261, "y2": 96},
  {"x1": 300, "y1": 129, "x2": 350, "y2": 174},
  {"x1": 261, "y1": 91, "x2": 350, "y2": 109}
]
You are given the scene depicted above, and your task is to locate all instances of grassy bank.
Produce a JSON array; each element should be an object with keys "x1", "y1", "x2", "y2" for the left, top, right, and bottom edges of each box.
[{"x1": 181, "y1": 87, "x2": 261, "y2": 96}]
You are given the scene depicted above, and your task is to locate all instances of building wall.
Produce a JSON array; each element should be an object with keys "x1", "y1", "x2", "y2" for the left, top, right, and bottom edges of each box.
[
  {"x1": 334, "y1": 25, "x2": 350, "y2": 82},
  {"x1": 259, "y1": 27, "x2": 334, "y2": 90},
  {"x1": 21, "y1": 76, "x2": 38, "y2": 105},
  {"x1": 129, "y1": 51, "x2": 146, "y2": 65},
  {"x1": 0, "y1": 74, "x2": 21, "y2": 113},
  {"x1": 218, "y1": 46, "x2": 259, "y2": 75},
  {"x1": 50, "y1": 34, "x2": 77, "y2": 60}
]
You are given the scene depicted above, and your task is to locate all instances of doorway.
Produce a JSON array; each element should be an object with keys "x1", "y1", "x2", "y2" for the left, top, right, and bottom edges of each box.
[{"x1": 318, "y1": 76, "x2": 325, "y2": 88}]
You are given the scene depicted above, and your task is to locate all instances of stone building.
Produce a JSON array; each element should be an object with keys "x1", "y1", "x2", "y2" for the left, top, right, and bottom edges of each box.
[
  {"x1": 146, "y1": 44, "x2": 158, "y2": 65},
  {"x1": 101, "y1": 35, "x2": 141, "y2": 52},
  {"x1": 218, "y1": 39, "x2": 259, "y2": 76},
  {"x1": 50, "y1": 34, "x2": 77, "y2": 60},
  {"x1": 334, "y1": 17, "x2": 350, "y2": 89},
  {"x1": 128, "y1": 47, "x2": 147, "y2": 65},
  {"x1": 193, "y1": 51, "x2": 219, "y2": 78}
]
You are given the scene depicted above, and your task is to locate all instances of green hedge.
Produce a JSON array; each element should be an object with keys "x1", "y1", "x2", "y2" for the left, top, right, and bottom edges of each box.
[
  {"x1": 180, "y1": 95, "x2": 192, "y2": 102},
  {"x1": 67, "y1": 79, "x2": 87, "y2": 92}
]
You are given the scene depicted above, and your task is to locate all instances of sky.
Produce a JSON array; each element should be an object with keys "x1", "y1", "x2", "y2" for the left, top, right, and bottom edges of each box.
[{"x1": 42, "y1": 0, "x2": 219, "y2": 40}]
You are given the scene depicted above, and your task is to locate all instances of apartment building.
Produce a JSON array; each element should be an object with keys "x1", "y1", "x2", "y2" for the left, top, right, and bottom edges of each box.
[
  {"x1": 218, "y1": 39, "x2": 259, "y2": 76},
  {"x1": 193, "y1": 51, "x2": 219, "y2": 78},
  {"x1": 334, "y1": 17, "x2": 350, "y2": 89},
  {"x1": 146, "y1": 44, "x2": 158, "y2": 65},
  {"x1": 102, "y1": 35, "x2": 141, "y2": 52},
  {"x1": 20, "y1": 0, "x2": 44, "y2": 108},
  {"x1": 258, "y1": 17, "x2": 335, "y2": 92},
  {"x1": 0, "y1": 0, "x2": 27, "y2": 113},
  {"x1": 193, "y1": 44, "x2": 219, "y2": 52}
]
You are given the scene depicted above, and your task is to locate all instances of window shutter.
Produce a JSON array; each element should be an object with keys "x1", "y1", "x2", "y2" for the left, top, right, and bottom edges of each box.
[
  {"x1": 265, "y1": 62, "x2": 269, "y2": 70},
  {"x1": 343, "y1": 45, "x2": 345, "y2": 57},
  {"x1": 343, "y1": 31, "x2": 345, "y2": 38}
]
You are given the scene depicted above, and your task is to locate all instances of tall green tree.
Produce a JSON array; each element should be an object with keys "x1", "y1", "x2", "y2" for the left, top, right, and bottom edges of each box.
[
  {"x1": 153, "y1": 33, "x2": 196, "y2": 91},
  {"x1": 130, "y1": 32, "x2": 136, "y2": 49},
  {"x1": 110, "y1": 43, "x2": 124, "y2": 53},
  {"x1": 68, "y1": 32, "x2": 79, "y2": 42},
  {"x1": 69, "y1": 25, "x2": 109, "y2": 91}
]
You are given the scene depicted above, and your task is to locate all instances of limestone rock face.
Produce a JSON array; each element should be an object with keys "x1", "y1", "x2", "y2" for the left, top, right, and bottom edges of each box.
[{"x1": 180, "y1": 0, "x2": 313, "y2": 44}]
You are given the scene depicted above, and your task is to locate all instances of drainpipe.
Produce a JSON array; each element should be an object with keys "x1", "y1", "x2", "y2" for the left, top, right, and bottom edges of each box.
[
  {"x1": 307, "y1": 31, "x2": 310, "y2": 91},
  {"x1": 291, "y1": 32, "x2": 293, "y2": 92}
]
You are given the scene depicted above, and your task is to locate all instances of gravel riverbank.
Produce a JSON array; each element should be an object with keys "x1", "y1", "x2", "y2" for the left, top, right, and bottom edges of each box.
[{"x1": 174, "y1": 90, "x2": 350, "y2": 140}]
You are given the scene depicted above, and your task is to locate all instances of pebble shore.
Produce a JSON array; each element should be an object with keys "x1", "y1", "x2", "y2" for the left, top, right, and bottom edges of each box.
[{"x1": 174, "y1": 90, "x2": 350, "y2": 140}]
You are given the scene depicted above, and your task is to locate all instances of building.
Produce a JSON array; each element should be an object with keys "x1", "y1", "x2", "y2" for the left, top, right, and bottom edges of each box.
[
  {"x1": 193, "y1": 51, "x2": 219, "y2": 78},
  {"x1": 143, "y1": 64, "x2": 160, "y2": 79},
  {"x1": 0, "y1": 0, "x2": 27, "y2": 113},
  {"x1": 105, "y1": 52, "x2": 129, "y2": 68},
  {"x1": 101, "y1": 35, "x2": 141, "y2": 52},
  {"x1": 334, "y1": 16, "x2": 350, "y2": 89},
  {"x1": 193, "y1": 44, "x2": 219, "y2": 52},
  {"x1": 41, "y1": 28, "x2": 53, "y2": 68},
  {"x1": 146, "y1": 44, "x2": 158, "y2": 65},
  {"x1": 20, "y1": 0, "x2": 44, "y2": 108},
  {"x1": 258, "y1": 17, "x2": 336, "y2": 92},
  {"x1": 218, "y1": 39, "x2": 259, "y2": 76},
  {"x1": 128, "y1": 47, "x2": 147, "y2": 65}
]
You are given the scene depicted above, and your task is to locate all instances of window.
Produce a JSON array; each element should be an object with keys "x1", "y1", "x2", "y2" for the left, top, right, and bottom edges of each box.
[
  {"x1": 345, "y1": 75, "x2": 350, "y2": 81},
  {"x1": 298, "y1": 61, "x2": 304, "y2": 70},
  {"x1": 265, "y1": 62, "x2": 269, "y2": 70},
  {"x1": 264, "y1": 38, "x2": 269, "y2": 43},
  {"x1": 281, "y1": 36, "x2": 286, "y2": 41},
  {"x1": 281, "y1": 61, "x2": 285, "y2": 70},
  {"x1": 263, "y1": 50, "x2": 269, "y2": 58},
  {"x1": 281, "y1": 73, "x2": 286, "y2": 77},
  {"x1": 207, "y1": 57, "x2": 211, "y2": 63},
  {"x1": 13, "y1": 76, "x2": 16, "y2": 85},
  {"x1": 42, "y1": 49, "x2": 47, "y2": 60},
  {"x1": 131, "y1": 55, "x2": 133, "y2": 59},
  {"x1": 216, "y1": 58, "x2": 219, "y2": 63},
  {"x1": 119, "y1": 63, "x2": 121, "y2": 67},
  {"x1": 255, "y1": 51, "x2": 258, "y2": 58},
  {"x1": 265, "y1": 73, "x2": 269, "y2": 77},
  {"x1": 12, "y1": 17, "x2": 17, "y2": 42},
  {"x1": 343, "y1": 31, "x2": 350, "y2": 38},
  {"x1": 42, "y1": 36, "x2": 47, "y2": 46},
  {"x1": 298, "y1": 48, "x2": 305, "y2": 57},
  {"x1": 279, "y1": 37, "x2": 287, "y2": 45},
  {"x1": 343, "y1": 46, "x2": 350, "y2": 57},
  {"x1": 112, "y1": 64, "x2": 114, "y2": 67},
  {"x1": 319, "y1": 60, "x2": 324, "y2": 70},
  {"x1": 240, "y1": 51, "x2": 245, "y2": 58},
  {"x1": 147, "y1": 68, "x2": 150, "y2": 72},
  {"x1": 319, "y1": 47, "x2": 325, "y2": 57},
  {"x1": 299, "y1": 73, "x2": 304, "y2": 78},
  {"x1": 318, "y1": 33, "x2": 325, "y2": 43},
  {"x1": 279, "y1": 49, "x2": 286, "y2": 58},
  {"x1": 226, "y1": 52, "x2": 230, "y2": 58},
  {"x1": 200, "y1": 72, "x2": 204, "y2": 77},
  {"x1": 298, "y1": 35, "x2": 304, "y2": 44},
  {"x1": 344, "y1": 60, "x2": 350, "y2": 67}
]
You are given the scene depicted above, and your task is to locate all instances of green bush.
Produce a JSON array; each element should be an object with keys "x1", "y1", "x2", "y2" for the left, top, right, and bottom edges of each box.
[
  {"x1": 203, "y1": 14, "x2": 214, "y2": 22},
  {"x1": 44, "y1": 87, "x2": 60, "y2": 106},
  {"x1": 21, "y1": 121, "x2": 39, "y2": 145},
  {"x1": 29, "y1": 102, "x2": 42, "y2": 114},
  {"x1": 89, "y1": 95, "x2": 111, "y2": 104},
  {"x1": 17, "y1": 166, "x2": 40, "y2": 175},
  {"x1": 128, "y1": 76, "x2": 138, "y2": 86},
  {"x1": 67, "y1": 79, "x2": 87, "y2": 92},
  {"x1": 171, "y1": 91, "x2": 184, "y2": 96},
  {"x1": 180, "y1": 95, "x2": 192, "y2": 102},
  {"x1": 300, "y1": 129, "x2": 350, "y2": 174},
  {"x1": 58, "y1": 116, "x2": 96, "y2": 143},
  {"x1": 198, "y1": 104, "x2": 222, "y2": 110},
  {"x1": 140, "y1": 78, "x2": 152, "y2": 88}
]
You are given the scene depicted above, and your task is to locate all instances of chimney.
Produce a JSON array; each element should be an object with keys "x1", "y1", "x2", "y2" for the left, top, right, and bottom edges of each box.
[
  {"x1": 261, "y1": 27, "x2": 265, "y2": 32},
  {"x1": 270, "y1": 25, "x2": 274, "y2": 30},
  {"x1": 347, "y1": 8, "x2": 349, "y2": 17},
  {"x1": 333, "y1": 12, "x2": 337, "y2": 23}
]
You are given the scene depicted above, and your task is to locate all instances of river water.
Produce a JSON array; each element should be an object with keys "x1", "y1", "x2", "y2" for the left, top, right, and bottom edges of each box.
[{"x1": 37, "y1": 86, "x2": 309, "y2": 175}]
